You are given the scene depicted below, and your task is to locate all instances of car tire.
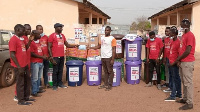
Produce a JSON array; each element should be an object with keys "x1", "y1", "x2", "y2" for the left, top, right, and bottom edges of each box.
[{"x1": 0, "y1": 62, "x2": 15, "y2": 87}]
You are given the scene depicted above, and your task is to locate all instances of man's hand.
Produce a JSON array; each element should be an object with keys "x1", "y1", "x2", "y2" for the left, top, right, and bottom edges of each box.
[
  {"x1": 74, "y1": 44, "x2": 79, "y2": 48},
  {"x1": 147, "y1": 58, "x2": 149, "y2": 63},
  {"x1": 49, "y1": 57, "x2": 57, "y2": 65},
  {"x1": 110, "y1": 59, "x2": 114, "y2": 65},
  {"x1": 42, "y1": 56, "x2": 48, "y2": 60},
  {"x1": 177, "y1": 61, "x2": 181, "y2": 68},
  {"x1": 29, "y1": 34, "x2": 34, "y2": 41},
  {"x1": 163, "y1": 58, "x2": 166, "y2": 65},
  {"x1": 18, "y1": 67, "x2": 24, "y2": 75},
  {"x1": 170, "y1": 62, "x2": 175, "y2": 66},
  {"x1": 156, "y1": 59, "x2": 160, "y2": 64}
]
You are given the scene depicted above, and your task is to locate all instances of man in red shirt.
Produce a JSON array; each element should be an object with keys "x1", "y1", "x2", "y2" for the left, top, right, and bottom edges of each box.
[
  {"x1": 146, "y1": 31, "x2": 164, "y2": 90},
  {"x1": 14, "y1": 24, "x2": 33, "y2": 102},
  {"x1": 9, "y1": 24, "x2": 34, "y2": 106},
  {"x1": 36, "y1": 25, "x2": 50, "y2": 88},
  {"x1": 48, "y1": 23, "x2": 78, "y2": 91},
  {"x1": 163, "y1": 27, "x2": 173, "y2": 92},
  {"x1": 164, "y1": 26, "x2": 182, "y2": 102},
  {"x1": 30, "y1": 30, "x2": 48, "y2": 97},
  {"x1": 175, "y1": 19, "x2": 195, "y2": 110}
]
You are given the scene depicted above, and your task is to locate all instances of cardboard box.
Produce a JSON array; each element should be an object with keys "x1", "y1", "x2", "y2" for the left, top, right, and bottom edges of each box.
[
  {"x1": 77, "y1": 49, "x2": 87, "y2": 58},
  {"x1": 89, "y1": 36, "x2": 99, "y2": 47},
  {"x1": 87, "y1": 49, "x2": 100, "y2": 57},
  {"x1": 66, "y1": 48, "x2": 78, "y2": 57},
  {"x1": 79, "y1": 36, "x2": 89, "y2": 46}
]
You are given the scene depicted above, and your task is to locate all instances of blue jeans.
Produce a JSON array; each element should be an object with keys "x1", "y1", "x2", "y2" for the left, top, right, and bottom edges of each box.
[
  {"x1": 43, "y1": 60, "x2": 49, "y2": 85},
  {"x1": 31, "y1": 62, "x2": 44, "y2": 94},
  {"x1": 169, "y1": 65, "x2": 182, "y2": 98}
]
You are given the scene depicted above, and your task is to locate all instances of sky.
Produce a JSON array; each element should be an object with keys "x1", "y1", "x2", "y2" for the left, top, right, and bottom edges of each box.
[{"x1": 90, "y1": 0, "x2": 183, "y2": 25}]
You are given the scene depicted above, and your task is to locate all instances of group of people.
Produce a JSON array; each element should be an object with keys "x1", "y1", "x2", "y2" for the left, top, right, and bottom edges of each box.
[
  {"x1": 9, "y1": 23, "x2": 78, "y2": 105},
  {"x1": 9, "y1": 24, "x2": 116, "y2": 106},
  {"x1": 146, "y1": 19, "x2": 195, "y2": 110},
  {"x1": 9, "y1": 19, "x2": 195, "y2": 110}
]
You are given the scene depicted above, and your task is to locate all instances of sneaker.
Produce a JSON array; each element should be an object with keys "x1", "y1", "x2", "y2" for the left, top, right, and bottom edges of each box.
[
  {"x1": 45, "y1": 84, "x2": 52, "y2": 89},
  {"x1": 52, "y1": 86, "x2": 58, "y2": 91},
  {"x1": 105, "y1": 86, "x2": 112, "y2": 91},
  {"x1": 176, "y1": 94, "x2": 182, "y2": 98},
  {"x1": 58, "y1": 85, "x2": 68, "y2": 88},
  {"x1": 31, "y1": 93, "x2": 42, "y2": 97},
  {"x1": 161, "y1": 83, "x2": 167, "y2": 88},
  {"x1": 38, "y1": 89, "x2": 46, "y2": 93},
  {"x1": 25, "y1": 98, "x2": 36, "y2": 102},
  {"x1": 157, "y1": 84, "x2": 162, "y2": 90},
  {"x1": 98, "y1": 85, "x2": 106, "y2": 89},
  {"x1": 164, "y1": 97, "x2": 176, "y2": 101},
  {"x1": 145, "y1": 82, "x2": 152, "y2": 87},
  {"x1": 13, "y1": 96, "x2": 18, "y2": 102},
  {"x1": 179, "y1": 103, "x2": 193, "y2": 110},
  {"x1": 176, "y1": 99, "x2": 187, "y2": 104},
  {"x1": 163, "y1": 88, "x2": 172, "y2": 92},
  {"x1": 17, "y1": 102, "x2": 32, "y2": 106}
]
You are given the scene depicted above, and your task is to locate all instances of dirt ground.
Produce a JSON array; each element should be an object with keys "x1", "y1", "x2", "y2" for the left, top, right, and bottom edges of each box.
[{"x1": 0, "y1": 47, "x2": 200, "y2": 112}]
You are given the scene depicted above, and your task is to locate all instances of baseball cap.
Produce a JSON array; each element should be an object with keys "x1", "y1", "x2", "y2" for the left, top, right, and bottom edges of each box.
[{"x1": 54, "y1": 23, "x2": 64, "y2": 28}]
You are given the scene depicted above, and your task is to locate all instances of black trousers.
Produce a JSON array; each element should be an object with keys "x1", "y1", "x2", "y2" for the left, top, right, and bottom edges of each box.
[
  {"x1": 14, "y1": 65, "x2": 31, "y2": 103},
  {"x1": 53, "y1": 57, "x2": 64, "y2": 87},
  {"x1": 102, "y1": 58, "x2": 114, "y2": 86},
  {"x1": 149, "y1": 59, "x2": 161, "y2": 84}
]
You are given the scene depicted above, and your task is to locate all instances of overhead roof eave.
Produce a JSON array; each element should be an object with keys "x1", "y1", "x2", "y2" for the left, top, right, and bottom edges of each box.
[{"x1": 148, "y1": 0, "x2": 199, "y2": 20}]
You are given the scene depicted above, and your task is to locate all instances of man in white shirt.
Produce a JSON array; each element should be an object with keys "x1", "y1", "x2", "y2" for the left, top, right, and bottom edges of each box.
[{"x1": 89, "y1": 26, "x2": 116, "y2": 91}]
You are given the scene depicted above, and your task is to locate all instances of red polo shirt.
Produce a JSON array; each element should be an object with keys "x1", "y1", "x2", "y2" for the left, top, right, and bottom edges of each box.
[
  {"x1": 40, "y1": 35, "x2": 49, "y2": 57},
  {"x1": 23, "y1": 36, "x2": 31, "y2": 65},
  {"x1": 9, "y1": 35, "x2": 28, "y2": 68},
  {"x1": 146, "y1": 37, "x2": 164, "y2": 59},
  {"x1": 179, "y1": 31, "x2": 195, "y2": 62},
  {"x1": 169, "y1": 39, "x2": 180, "y2": 64},
  {"x1": 164, "y1": 37, "x2": 172, "y2": 58},
  {"x1": 48, "y1": 33, "x2": 66, "y2": 57},
  {"x1": 30, "y1": 40, "x2": 43, "y2": 63}
]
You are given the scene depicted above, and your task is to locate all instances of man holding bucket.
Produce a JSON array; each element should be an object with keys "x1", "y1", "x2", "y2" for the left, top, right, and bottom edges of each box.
[{"x1": 89, "y1": 26, "x2": 116, "y2": 91}]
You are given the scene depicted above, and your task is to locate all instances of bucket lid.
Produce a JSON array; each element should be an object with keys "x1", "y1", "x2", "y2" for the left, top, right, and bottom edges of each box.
[
  {"x1": 125, "y1": 60, "x2": 142, "y2": 65},
  {"x1": 85, "y1": 60, "x2": 102, "y2": 65},
  {"x1": 113, "y1": 62, "x2": 122, "y2": 67},
  {"x1": 112, "y1": 34, "x2": 125, "y2": 39},
  {"x1": 66, "y1": 60, "x2": 84, "y2": 65}
]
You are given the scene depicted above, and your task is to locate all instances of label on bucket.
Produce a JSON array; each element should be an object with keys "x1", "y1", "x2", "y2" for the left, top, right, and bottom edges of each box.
[
  {"x1": 69, "y1": 67, "x2": 79, "y2": 82},
  {"x1": 152, "y1": 69, "x2": 157, "y2": 80},
  {"x1": 113, "y1": 68, "x2": 117, "y2": 82},
  {"x1": 89, "y1": 67, "x2": 98, "y2": 81},
  {"x1": 48, "y1": 68, "x2": 53, "y2": 82},
  {"x1": 128, "y1": 44, "x2": 137, "y2": 57},
  {"x1": 116, "y1": 40, "x2": 122, "y2": 53},
  {"x1": 131, "y1": 67, "x2": 139, "y2": 80}
]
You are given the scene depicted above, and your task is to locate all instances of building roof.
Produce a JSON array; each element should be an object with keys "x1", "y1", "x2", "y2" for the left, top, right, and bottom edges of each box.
[
  {"x1": 148, "y1": 0, "x2": 199, "y2": 19},
  {"x1": 73, "y1": 0, "x2": 111, "y2": 19}
]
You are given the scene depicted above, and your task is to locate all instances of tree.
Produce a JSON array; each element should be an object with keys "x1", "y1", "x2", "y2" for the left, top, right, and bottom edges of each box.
[{"x1": 131, "y1": 16, "x2": 151, "y2": 32}]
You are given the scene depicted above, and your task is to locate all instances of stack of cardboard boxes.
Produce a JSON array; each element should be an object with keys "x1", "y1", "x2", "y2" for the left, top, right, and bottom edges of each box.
[{"x1": 66, "y1": 33, "x2": 104, "y2": 58}]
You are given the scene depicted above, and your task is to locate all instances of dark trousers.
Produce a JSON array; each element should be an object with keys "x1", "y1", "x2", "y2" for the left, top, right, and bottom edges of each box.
[
  {"x1": 102, "y1": 58, "x2": 114, "y2": 86},
  {"x1": 166, "y1": 58, "x2": 172, "y2": 89},
  {"x1": 169, "y1": 65, "x2": 182, "y2": 98},
  {"x1": 43, "y1": 59, "x2": 49, "y2": 85},
  {"x1": 14, "y1": 65, "x2": 31, "y2": 103},
  {"x1": 53, "y1": 57, "x2": 64, "y2": 87},
  {"x1": 149, "y1": 59, "x2": 161, "y2": 84}
]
